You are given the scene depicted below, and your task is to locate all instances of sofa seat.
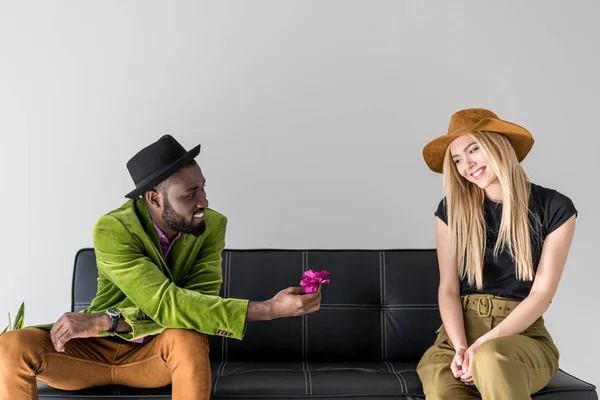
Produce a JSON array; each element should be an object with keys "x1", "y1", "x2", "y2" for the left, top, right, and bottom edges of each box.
[{"x1": 38, "y1": 361, "x2": 598, "y2": 399}]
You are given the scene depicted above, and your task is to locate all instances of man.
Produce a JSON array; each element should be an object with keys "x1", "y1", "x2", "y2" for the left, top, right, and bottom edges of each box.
[{"x1": 0, "y1": 135, "x2": 322, "y2": 399}]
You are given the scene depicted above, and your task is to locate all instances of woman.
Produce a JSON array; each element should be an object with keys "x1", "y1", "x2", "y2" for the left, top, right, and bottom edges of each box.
[{"x1": 417, "y1": 108, "x2": 577, "y2": 400}]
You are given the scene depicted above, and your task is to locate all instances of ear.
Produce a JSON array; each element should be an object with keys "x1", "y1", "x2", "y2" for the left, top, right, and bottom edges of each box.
[{"x1": 144, "y1": 189, "x2": 162, "y2": 210}]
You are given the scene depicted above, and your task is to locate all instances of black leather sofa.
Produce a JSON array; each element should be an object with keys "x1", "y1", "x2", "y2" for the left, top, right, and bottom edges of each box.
[{"x1": 38, "y1": 249, "x2": 597, "y2": 399}]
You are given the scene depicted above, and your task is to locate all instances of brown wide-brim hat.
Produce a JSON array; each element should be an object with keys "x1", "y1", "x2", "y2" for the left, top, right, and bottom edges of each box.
[{"x1": 422, "y1": 108, "x2": 534, "y2": 173}]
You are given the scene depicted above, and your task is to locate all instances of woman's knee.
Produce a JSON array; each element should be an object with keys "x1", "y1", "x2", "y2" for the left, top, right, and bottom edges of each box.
[
  {"x1": 422, "y1": 387, "x2": 459, "y2": 400},
  {"x1": 472, "y1": 338, "x2": 515, "y2": 368},
  {"x1": 471, "y1": 337, "x2": 519, "y2": 385},
  {"x1": 419, "y1": 366, "x2": 472, "y2": 400},
  {"x1": 418, "y1": 361, "x2": 465, "y2": 400}
]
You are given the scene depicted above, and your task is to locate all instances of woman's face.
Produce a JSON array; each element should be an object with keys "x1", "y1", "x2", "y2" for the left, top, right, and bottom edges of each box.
[{"x1": 449, "y1": 134, "x2": 499, "y2": 190}]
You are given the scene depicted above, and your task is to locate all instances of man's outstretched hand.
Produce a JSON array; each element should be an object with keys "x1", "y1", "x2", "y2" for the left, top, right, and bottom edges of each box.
[
  {"x1": 270, "y1": 286, "x2": 322, "y2": 318},
  {"x1": 247, "y1": 286, "x2": 322, "y2": 321},
  {"x1": 50, "y1": 312, "x2": 109, "y2": 352}
]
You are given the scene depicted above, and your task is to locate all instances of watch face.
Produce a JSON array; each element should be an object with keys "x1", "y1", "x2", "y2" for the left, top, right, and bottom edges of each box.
[{"x1": 106, "y1": 308, "x2": 120, "y2": 317}]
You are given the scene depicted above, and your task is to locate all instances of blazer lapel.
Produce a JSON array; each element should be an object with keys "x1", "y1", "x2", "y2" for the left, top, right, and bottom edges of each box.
[{"x1": 134, "y1": 199, "x2": 175, "y2": 281}]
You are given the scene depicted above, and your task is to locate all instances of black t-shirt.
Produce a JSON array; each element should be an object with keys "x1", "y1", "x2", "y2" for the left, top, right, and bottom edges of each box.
[{"x1": 435, "y1": 183, "x2": 577, "y2": 300}]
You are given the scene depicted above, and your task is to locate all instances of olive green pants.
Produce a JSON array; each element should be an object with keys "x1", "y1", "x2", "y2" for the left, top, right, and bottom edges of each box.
[{"x1": 417, "y1": 294, "x2": 559, "y2": 400}]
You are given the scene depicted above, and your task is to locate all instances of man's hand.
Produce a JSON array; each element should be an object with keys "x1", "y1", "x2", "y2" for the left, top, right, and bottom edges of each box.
[
  {"x1": 267, "y1": 286, "x2": 322, "y2": 319},
  {"x1": 50, "y1": 312, "x2": 109, "y2": 352},
  {"x1": 248, "y1": 286, "x2": 322, "y2": 321}
]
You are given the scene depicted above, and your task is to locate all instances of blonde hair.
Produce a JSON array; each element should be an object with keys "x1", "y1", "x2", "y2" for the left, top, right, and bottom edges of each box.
[{"x1": 443, "y1": 131, "x2": 535, "y2": 290}]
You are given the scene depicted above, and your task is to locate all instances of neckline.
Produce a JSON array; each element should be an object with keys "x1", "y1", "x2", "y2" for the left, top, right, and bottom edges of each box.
[{"x1": 484, "y1": 196, "x2": 502, "y2": 206}]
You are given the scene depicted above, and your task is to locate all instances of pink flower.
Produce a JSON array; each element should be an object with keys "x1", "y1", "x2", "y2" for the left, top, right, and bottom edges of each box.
[{"x1": 300, "y1": 269, "x2": 330, "y2": 293}]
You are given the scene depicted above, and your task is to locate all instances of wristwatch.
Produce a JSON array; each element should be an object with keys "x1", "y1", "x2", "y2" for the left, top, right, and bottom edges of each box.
[{"x1": 105, "y1": 308, "x2": 121, "y2": 336}]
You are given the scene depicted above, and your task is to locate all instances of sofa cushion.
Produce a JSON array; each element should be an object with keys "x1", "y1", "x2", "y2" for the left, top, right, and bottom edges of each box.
[{"x1": 37, "y1": 363, "x2": 597, "y2": 399}]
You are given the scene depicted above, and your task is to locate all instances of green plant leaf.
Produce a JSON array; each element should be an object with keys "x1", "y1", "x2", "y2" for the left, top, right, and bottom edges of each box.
[
  {"x1": 7, "y1": 312, "x2": 11, "y2": 332},
  {"x1": 0, "y1": 324, "x2": 8, "y2": 336},
  {"x1": 13, "y1": 302, "x2": 25, "y2": 330}
]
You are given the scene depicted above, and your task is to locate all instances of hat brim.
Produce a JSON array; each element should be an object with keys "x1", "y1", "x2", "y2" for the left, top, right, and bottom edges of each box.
[
  {"x1": 125, "y1": 144, "x2": 201, "y2": 198},
  {"x1": 422, "y1": 118, "x2": 534, "y2": 173}
]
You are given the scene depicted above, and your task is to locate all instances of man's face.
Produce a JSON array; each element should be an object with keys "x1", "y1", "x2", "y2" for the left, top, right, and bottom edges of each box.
[{"x1": 161, "y1": 163, "x2": 208, "y2": 236}]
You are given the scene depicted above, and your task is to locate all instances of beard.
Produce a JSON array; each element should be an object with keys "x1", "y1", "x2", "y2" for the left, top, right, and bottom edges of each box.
[{"x1": 162, "y1": 194, "x2": 206, "y2": 236}]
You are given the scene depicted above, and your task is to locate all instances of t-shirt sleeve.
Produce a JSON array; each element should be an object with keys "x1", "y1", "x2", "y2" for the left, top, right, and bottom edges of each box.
[
  {"x1": 545, "y1": 190, "x2": 578, "y2": 235},
  {"x1": 434, "y1": 198, "x2": 448, "y2": 225}
]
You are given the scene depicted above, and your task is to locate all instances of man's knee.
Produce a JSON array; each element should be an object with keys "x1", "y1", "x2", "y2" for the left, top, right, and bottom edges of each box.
[
  {"x1": 0, "y1": 328, "x2": 50, "y2": 368},
  {"x1": 158, "y1": 329, "x2": 209, "y2": 355},
  {"x1": 161, "y1": 328, "x2": 207, "y2": 344}
]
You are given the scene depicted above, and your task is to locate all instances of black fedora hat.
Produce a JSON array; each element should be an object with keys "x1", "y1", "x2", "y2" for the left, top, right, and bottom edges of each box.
[{"x1": 125, "y1": 135, "x2": 201, "y2": 198}]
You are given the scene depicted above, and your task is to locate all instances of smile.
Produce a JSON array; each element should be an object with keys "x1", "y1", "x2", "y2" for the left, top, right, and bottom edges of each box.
[
  {"x1": 193, "y1": 211, "x2": 205, "y2": 219},
  {"x1": 471, "y1": 167, "x2": 485, "y2": 179}
]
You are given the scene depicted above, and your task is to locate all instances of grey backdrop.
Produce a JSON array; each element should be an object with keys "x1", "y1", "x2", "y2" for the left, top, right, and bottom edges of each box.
[{"x1": 1, "y1": 0, "x2": 598, "y2": 386}]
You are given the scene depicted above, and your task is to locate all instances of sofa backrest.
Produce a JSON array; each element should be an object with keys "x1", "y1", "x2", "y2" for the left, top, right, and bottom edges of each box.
[{"x1": 72, "y1": 249, "x2": 441, "y2": 362}]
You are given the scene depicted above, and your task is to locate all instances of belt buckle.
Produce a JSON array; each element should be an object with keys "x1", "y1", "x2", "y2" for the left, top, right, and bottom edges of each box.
[{"x1": 477, "y1": 296, "x2": 492, "y2": 317}]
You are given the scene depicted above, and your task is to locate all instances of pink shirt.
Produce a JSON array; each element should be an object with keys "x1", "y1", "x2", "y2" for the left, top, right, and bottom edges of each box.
[{"x1": 152, "y1": 221, "x2": 182, "y2": 259}]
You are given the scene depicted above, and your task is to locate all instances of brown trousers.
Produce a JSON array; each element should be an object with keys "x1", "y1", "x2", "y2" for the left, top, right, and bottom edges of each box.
[
  {"x1": 417, "y1": 294, "x2": 560, "y2": 400},
  {"x1": 0, "y1": 328, "x2": 211, "y2": 400}
]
